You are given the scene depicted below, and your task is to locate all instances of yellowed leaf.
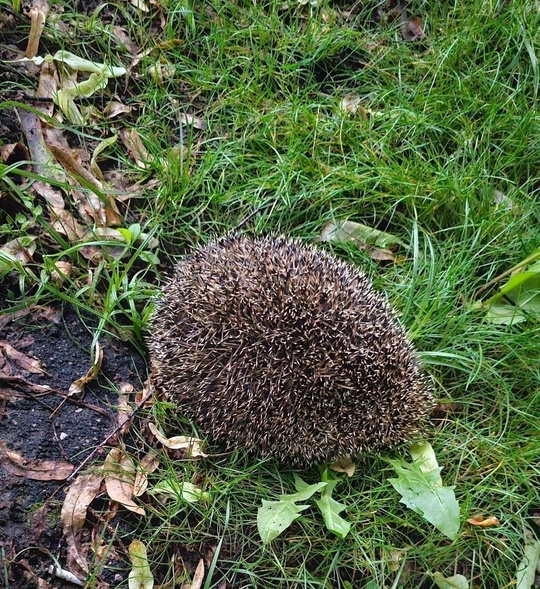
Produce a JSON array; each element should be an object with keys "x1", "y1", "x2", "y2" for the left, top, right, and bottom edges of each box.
[
  {"x1": 329, "y1": 456, "x2": 356, "y2": 477},
  {"x1": 128, "y1": 540, "x2": 154, "y2": 589},
  {"x1": 68, "y1": 342, "x2": 103, "y2": 396},
  {"x1": 148, "y1": 423, "x2": 208, "y2": 457},
  {"x1": 467, "y1": 515, "x2": 500, "y2": 528},
  {"x1": 119, "y1": 128, "x2": 152, "y2": 169}
]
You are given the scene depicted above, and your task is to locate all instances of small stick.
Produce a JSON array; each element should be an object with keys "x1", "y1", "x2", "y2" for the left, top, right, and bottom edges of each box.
[
  {"x1": 67, "y1": 388, "x2": 154, "y2": 482},
  {"x1": 473, "y1": 249, "x2": 540, "y2": 301}
]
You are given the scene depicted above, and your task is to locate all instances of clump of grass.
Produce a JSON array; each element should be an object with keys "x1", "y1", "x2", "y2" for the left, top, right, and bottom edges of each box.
[{"x1": 1, "y1": 0, "x2": 539, "y2": 587}]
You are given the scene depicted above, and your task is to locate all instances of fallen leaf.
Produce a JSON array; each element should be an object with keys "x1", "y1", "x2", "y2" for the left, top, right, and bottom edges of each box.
[
  {"x1": 148, "y1": 423, "x2": 207, "y2": 457},
  {"x1": 50, "y1": 260, "x2": 72, "y2": 283},
  {"x1": 119, "y1": 128, "x2": 152, "y2": 169},
  {"x1": 339, "y1": 94, "x2": 367, "y2": 118},
  {"x1": 128, "y1": 540, "x2": 154, "y2": 589},
  {"x1": 179, "y1": 113, "x2": 207, "y2": 131},
  {"x1": 0, "y1": 440, "x2": 74, "y2": 480},
  {"x1": 104, "y1": 448, "x2": 145, "y2": 515},
  {"x1": 104, "y1": 101, "x2": 133, "y2": 118},
  {"x1": 0, "y1": 342, "x2": 44, "y2": 374},
  {"x1": 190, "y1": 559, "x2": 205, "y2": 589},
  {"x1": 25, "y1": 2, "x2": 47, "y2": 58},
  {"x1": 433, "y1": 572, "x2": 469, "y2": 589},
  {"x1": 68, "y1": 342, "x2": 103, "y2": 396},
  {"x1": 61, "y1": 471, "x2": 104, "y2": 577},
  {"x1": 401, "y1": 15, "x2": 425, "y2": 42},
  {"x1": 516, "y1": 531, "x2": 540, "y2": 589},
  {"x1": 467, "y1": 515, "x2": 500, "y2": 527},
  {"x1": 329, "y1": 456, "x2": 356, "y2": 477},
  {"x1": 0, "y1": 236, "x2": 38, "y2": 266},
  {"x1": 133, "y1": 450, "x2": 160, "y2": 497}
]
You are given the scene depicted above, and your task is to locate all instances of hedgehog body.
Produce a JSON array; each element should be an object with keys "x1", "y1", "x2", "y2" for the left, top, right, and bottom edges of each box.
[{"x1": 148, "y1": 235, "x2": 433, "y2": 466}]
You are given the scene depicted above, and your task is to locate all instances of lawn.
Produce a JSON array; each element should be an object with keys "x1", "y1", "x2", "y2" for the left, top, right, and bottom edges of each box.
[{"x1": 0, "y1": 1, "x2": 539, "y2": 588}]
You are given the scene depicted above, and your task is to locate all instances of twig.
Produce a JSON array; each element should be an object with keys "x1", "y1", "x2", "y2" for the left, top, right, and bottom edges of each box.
[{"x1": 67, "y1": 387, "x2": 154, "y2": 482}]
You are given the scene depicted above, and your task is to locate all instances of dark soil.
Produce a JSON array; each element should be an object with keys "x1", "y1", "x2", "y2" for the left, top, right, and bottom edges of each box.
[{"x1": 0, "y1": 307, "x2": 147, "y2": 588}]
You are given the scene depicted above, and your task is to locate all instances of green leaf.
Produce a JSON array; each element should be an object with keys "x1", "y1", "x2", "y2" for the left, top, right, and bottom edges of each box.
[
  {"x1": 148, "y1": 479, "x2": 210, "y2": 503},
  {"x1": 483, "y1": 251, "x2": 540, "y2": 325},
  {"x1": 314, "y1": 479, "x2": 351, "y2": 538},
  {"x1": 257, "y1": 480, "x2": 327, "y2": 544},
  {"x1": 433, "y1": 572, "x2": 469, "y2": 589},
  {"x1": 388, "y1": 448, "x2": 460, "y2": 540},
  {"x1": 257, "y1": 498, "x2": 310, "y2": 544},
  {"x1": 321, "y1": 220, "x2": 407, "y2": 249}
]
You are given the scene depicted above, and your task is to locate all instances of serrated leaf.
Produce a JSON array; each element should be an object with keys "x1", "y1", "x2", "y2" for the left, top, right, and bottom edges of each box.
[
  {"x1": 257, "y1": 498, "x2": 310, "y2": 544},
  {"x1": 433, "y1": 572, "x2": 469, "y2": 589},
  {"x1": 388, "y1": 458, "x2": 460, "y2": 540},
  {"x1": 314, "y1": 479, "x2": 351, "y2": 538}
]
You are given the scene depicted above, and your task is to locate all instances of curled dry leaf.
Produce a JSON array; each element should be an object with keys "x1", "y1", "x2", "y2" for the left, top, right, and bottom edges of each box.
[
  {"x1": 104, "y1": 448, "x2": 145, "y2": 515},
  {"x1": 329, "y1": 456, "x2": 356, "y2": 477},
  {"x1": 339, "y1": 94, "x2": 367, "y2": 118},
  {"x1": 68, "y1": 342, "x2": 103, "y2": 396},
  {"x1": 401, "y1": 15, "x2": 425, "y2": 42},
  {"x1": 61, "y1": 471, "x2": 104, "y2": 577},
  {"x1": 119, "y1": 128, "x2": 152, "y2": 169},
  {"x1": 25, "y1": 1, "x2": 47, "y2": 59},
  {"x1": 467, "y1": 515, "x2": 500, "y2": 527},
  {"x1": 0, "y1": 440, "x2": 74, "y2": 480},
  {"x1": 148, "y1": 423, "x2": 208, "y2": 457}
]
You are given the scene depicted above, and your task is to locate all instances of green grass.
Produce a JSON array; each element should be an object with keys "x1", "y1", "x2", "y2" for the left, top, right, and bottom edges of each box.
[{"x1": 1, "y1": 0, "x2": 540, "y2": 587}]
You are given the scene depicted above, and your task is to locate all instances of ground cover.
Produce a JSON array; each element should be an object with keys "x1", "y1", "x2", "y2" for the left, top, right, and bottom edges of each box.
[{"x1": 0, "y1": 1, "x2": 539, "y2": 588}]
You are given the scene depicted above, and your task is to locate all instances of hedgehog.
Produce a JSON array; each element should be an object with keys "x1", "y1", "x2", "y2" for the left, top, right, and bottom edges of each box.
[{"x1": 148, "y1": 235, "x2": 434, "y2": 466}]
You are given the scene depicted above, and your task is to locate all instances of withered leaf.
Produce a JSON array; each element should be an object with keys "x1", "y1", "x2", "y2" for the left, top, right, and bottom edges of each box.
[
  {"x1": 68, "y1": 342, "x2": 103, "y2": 396},
  {"x1": 133, "y1": 450, "x2": 160, "y2": 497},
  {"x1": 467, "y1": 515, "x2": 500, "y2": 528},
  {"x1": 329, "y1": 456, "x2": 356, "y2": 477},
  {"x1": 25, "y1": 2, "x2": 47, "y2": 59},
  {"x1": 104, "y1": 448, "x2": 145, "y2": 515},
  {"x1": 0, "y1": 440, "x2": 74, "y2": 480},
  {"x1": 61, "y1": 471, "x2": 104, "y2": 576},
  {"x1": 0, "y1": 342, "x2": 44, "y2": 374},
  {"x1": 148, "y1": 423, "x2": 207, "y2": 457}
]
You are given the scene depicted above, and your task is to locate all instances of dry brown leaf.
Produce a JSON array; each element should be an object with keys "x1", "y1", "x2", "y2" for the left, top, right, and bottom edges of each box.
[
  {"x1": 111, "y1": 26, "x2": 140, "y2": 55},
  {"x1": 133, "y1": 450, "x2": 160, "y2": 497},
  {"x1": 339, "y1": 94, "x2": 367, "y2": 118},
  {"x1": 119, "y1": 128, "x2": 152, "y2": 169},
  {"x1": 0, "y1": 440, "x2": 74, "y2": 480},
  {"x1": 179, "y1": 113, "x2": 207, "y2": 131},
  {"x1": 0, "y1": 142, "x2": 30, "y2": 164},
  {"x1": 104, "y1": 101, "x2": 132, "y2": 119},
  {"x1": 467, "y1": 515, "x2": 500, "y2": 528},
  {"x1": 401, "y1": 15, "x2": 425, "y2": 42},
  {"x1": 329, "y1": 456, "x2": 356, "y2": 477},
  {"x1": 17, "y1": 558, "x2": 55, "y2": 589},
  {"x1": 50, "y1": 209, "x2": 87, "y2": 242},
  {"x1": 0, "y1": 236, "x2": 38, "y2": 265},
  {"x1": 61, "y1": 471, "x2": 104, "y2": 576},
  {"x1": 0, "y1": 342, "x2": 44, "y2": 374},
  {"x1": 50, "y1": 260, "x2": 72, "y2": 283},
  {"x1": 148, "y1": 423, "x2": 208, "y2": 457},
  {"x1": 190, "y1": 559, "x2": 205, "y2": 589},
  {"x1": 68, "y1": 342, "x2": 103, "y2": 396},
  {"x1": 104, "y1": 448, "x2": 145, "y2": 515},
  {"x1": 25, "y1": 1, "x2": 47, "y2": 58}
]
